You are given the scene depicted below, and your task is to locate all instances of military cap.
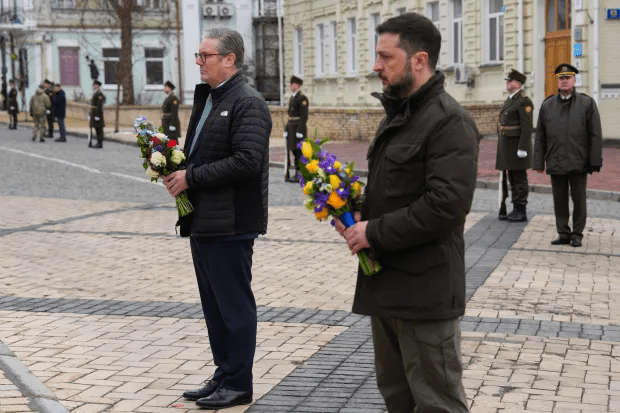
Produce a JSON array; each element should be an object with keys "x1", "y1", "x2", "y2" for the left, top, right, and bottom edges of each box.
[
  {"x1": 54, "y1": 83, "x2": 61, "y2": 87},
  {"x1": 164, "y1": 80, "x2": 175, "y2": 90},
  {"x1": 93, "y1": 80, "x2": 102, "y2": 86},
  {"x1": 555, "y1": 63, "x2": 579, "y2": 76},
  {"x1": 504, "y1": 69, "x2": 526, "y2": 84},
  {"x1": 43, "y1": 79, "x2": 52, "y2": 85},
  {"x1": 290, "y1": 75, "x2": 303, "y2": 86}
]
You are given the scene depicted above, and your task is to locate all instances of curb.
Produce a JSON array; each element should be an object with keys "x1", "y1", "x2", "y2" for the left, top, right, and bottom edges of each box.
[{"x1": 0, "y1": 342, "x2": 69, "y2": 413}]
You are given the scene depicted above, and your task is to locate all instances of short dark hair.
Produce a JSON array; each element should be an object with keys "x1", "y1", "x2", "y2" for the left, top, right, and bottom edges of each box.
[{"x1": 376, "y1": 12, "x2": 441, "y2": 70}]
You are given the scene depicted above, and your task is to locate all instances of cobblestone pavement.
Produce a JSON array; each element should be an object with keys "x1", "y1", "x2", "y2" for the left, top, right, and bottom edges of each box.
[{"x1": 4, "y1": 128, "x2": 620, "y2": 412}]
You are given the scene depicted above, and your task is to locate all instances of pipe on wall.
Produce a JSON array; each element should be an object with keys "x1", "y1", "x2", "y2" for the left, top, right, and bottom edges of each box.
[
  {"x1": 518, "y1": 0, "x2": 524, "y2": 73},
  {"x1": 593, "y1": 0, "x2": 599, "y2": 103}
]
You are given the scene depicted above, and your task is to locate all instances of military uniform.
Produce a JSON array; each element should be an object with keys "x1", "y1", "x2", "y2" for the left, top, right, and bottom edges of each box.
[
  {"x1": 285, "y1": 81, "x2": 309, "y2": 181},
  {"x1": 161, "y1": 87, "x2": 181, "y2": 140},
  {"x1": 7, "y1": 85, "x2": 18, "y2": 129},
  {"x1": 533, "y1": 63, "x2": 602, "y2": 248},
  {"x1": 495, "y1": 69, "x2": 534, "y2": 222},
  {"x1": 44, "y1": 81, "x2": 55, "y2": 137},
  {"x1": 89, "y1": 84, "x2": 106, "y2": 148}
]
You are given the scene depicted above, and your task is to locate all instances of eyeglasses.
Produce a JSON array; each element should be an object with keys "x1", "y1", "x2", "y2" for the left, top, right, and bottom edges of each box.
[{"x1": 194, "y1": 52, "x2": 222, "y2": 63}]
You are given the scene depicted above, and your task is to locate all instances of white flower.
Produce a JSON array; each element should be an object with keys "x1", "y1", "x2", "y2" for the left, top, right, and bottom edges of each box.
[
  {"x1": 318, "y1": 168, "x2": 327, "y2": 180},
  {"x1": 146, "y1": 167, "x2": 160, "y2": 179},
  {"x1": 170, "y1": 149, "x2": 185, "y2": 165},
  {"x1": 150, "y1": 151, "x2": 167, "y2": 167},
  {"x1": 154, "y1": 133, "x2": 168, "y2": 142}
]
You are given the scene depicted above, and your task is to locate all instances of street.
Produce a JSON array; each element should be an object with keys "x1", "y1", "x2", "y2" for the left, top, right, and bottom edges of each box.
[{"x1": 3, "y1": 128, "x2": 620, "y2": 412}]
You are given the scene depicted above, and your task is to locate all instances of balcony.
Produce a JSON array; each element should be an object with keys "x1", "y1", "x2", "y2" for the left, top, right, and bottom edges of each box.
[{"x1": 253, "y1": 0, "x2": 279, "y2": 18}]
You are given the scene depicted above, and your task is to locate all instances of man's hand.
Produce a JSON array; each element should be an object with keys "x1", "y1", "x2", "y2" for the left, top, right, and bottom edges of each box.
[
  {"x1": 94, "y1": 116, "x2": 100, "y2": 121},
  {"x1": 517, "y1": 150, "x2": 527, "y2": 158},
  {"x1": 335, "y1": 211, "x2": 361, "y2": 237},
  {"x1": 46, "y1": 110, "x2": 51, "y2": 115},
  {"x1": 343, "y1": 221, "x2": 370, "y2": 255},
  {"x1": 162, "y1": 170, "x2": 188, "y2": 198},
  {"x1": 169, "y1": 125, "x2": 176, "y2": 131},
  {"x1": 283, "y1": 132, "x2": 288, "y2": 139}
]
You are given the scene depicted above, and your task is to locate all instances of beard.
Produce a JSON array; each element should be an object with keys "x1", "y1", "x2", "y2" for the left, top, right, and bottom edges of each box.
[{"x1": 383, "y1": 60, "x2": 414, "y2": 99}]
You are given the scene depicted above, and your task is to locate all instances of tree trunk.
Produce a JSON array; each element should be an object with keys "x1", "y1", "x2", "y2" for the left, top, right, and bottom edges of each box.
[{"x1": 118, "y1": 1, "x2": 134, "y2": 105}]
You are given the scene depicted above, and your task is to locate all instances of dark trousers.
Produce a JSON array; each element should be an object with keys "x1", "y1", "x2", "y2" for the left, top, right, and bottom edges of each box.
[
  {"x1": 57, "y1": 117, "x2": 66, "y2": 140},
  {"x1": 286, "y1": 121, "x2": 302, "y2": 172},
  {"x1": 371, "y1": 316, "x2": 468, "y2": 413},
  {"x1": 47, "y1": 113, "x2": 54, "y2": 136},
  {"x1": 9, "y1": 112, "x2": 17, "y2": 129},
  {"x1": 95, "y1": 127, "x2": 104, "y2": 146},
  {"x1": 190, "y1": 236, "x2": 257, "y2": 392},
  {"x1": 507, "y1": 170, "x2": 528, "y2": 207},
  {"x1": 551, "y1": 174, "x2": 587, "y2": 241}
]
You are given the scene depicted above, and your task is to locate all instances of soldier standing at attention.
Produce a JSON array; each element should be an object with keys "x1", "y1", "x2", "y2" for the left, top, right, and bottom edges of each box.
[
  {"x1": 284, "y1": 75, "x2": 309, "y2": 183},
  {"x1": 89, "y1": 80, "x2": 106, "y2": 149},
  {"x1": 161, "y1": 80, "x2": 181, "y2": 140},
  {"x1": 533, "y1": 63, "x2": 602, "y2": 248},
  {"x1": 43, "y1": 79, "x2": 55, "y2": 138},
  {"x1": 7, "y1": 79, "x2": 18, "y2": 130},
  {"x1": 495, "y1": 69, "x2": 533, "y2": 222}
]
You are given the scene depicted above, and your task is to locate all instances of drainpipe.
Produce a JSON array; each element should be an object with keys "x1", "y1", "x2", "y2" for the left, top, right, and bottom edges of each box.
[
  {"x1": 277, "y1": 0, "x2": 284, "y2": 106},
  {"x1": 518, "y1": 0, "x2": 524, "y2": 73},
  {"x1": 593, "y1": 0, "x2": 599, "y2": 103}
]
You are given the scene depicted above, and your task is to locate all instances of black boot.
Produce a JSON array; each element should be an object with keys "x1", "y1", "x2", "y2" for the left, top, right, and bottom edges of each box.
[
  {"x1": 498, "y1": 204, "x2": 507, "y2": 220},
  {"x1": 507, "y1": 205, "x2": 527, "y2": 222}
]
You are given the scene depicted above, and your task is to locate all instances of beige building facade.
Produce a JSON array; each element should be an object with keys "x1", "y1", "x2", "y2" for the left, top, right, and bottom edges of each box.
[{"x1": 283, "y1": 0, "x2": 620, "y2": 139}]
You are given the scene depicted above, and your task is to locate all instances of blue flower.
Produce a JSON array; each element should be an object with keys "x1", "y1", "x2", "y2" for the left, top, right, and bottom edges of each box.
[{"x1": 300, "y1": 155, "x2": 309, "y2": 164}]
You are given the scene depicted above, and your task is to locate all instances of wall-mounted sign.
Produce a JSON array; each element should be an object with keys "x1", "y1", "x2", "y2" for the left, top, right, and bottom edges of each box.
[
  {"x1": 607, "y1": 8, "x2": 620, "y2": 18},
  {"x1": 574, "y1": 43, "x2": 583, "y2": 57}
]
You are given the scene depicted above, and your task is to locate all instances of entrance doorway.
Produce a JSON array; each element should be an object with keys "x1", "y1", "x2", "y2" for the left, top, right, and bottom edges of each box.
[{"x1": 544, "y1": 0, "x2": 571, "y2": 97}]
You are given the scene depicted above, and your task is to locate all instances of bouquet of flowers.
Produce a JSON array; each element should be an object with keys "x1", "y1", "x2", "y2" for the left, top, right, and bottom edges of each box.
[
  {"x1": 134, "y1": 115, "x2": 193, "y2": 217},
  {"x1": 298, "y1": 138, "x2": 382, "y2": 276}
]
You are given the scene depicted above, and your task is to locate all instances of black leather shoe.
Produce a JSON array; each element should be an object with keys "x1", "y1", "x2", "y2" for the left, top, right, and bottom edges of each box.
[
  {"x1": 55, "y1": 138, "x2": 67, "y2": 142},
  {"x1": 571, "y1": 238, "x2": 582, "y2": 248},
  {"x1": 196, "y1": 388, "x2": 252, "y2": 409},
  {"x1": 182, "y1": 380, "x2": 220, "y2": 401},
  {"x1": 551, "y1": 238, "x2": 571, "y2": 245},
  {"x1": 507, "y1": 210, "x2": 527, "y2": 223}
]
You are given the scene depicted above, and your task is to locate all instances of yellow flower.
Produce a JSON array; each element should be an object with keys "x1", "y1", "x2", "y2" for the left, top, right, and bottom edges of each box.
[
  {"x1": 345, "y1": 168, "x2": 352, "y2": 176},
  {"x1": 327, "y1": 191, "x2": 347, "y2": 209},
  {"x1": 352, "y1": 182, "x2": 362, "y2": 197},
  {"x1": 334, "y1": 161, "x2": 341, "y2": 171},
  {"x1": 306, "y1": 159, "x2": 319, "y2": 173},
  {"x1": 303, "y1": 181, "x2": 313, "y2": 195},
  {"x1": 315, "y1": 207, "x2": 328, "y2": 221},
  {"x1": 329, "y1": 174, "x2": 341, "y2": 189},
  {"x1": 302, "y1": 141, "x2": 313, "y2": 159}
]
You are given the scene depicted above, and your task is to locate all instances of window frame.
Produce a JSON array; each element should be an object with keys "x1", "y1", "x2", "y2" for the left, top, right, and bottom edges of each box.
[
  {"x1": 450, "y1": 0, "x2": 463, "y2": 65},
  {"x1": 346, "y1": 17, "x2": 357, "y2": 75},
  {"x1": 294, "y1": 27, "x2": 304, "y2": 77},
  {"x1": 425, "y1": 1, "x2": 441, "y2": 66},
  {"x1": 102, "y1": 47, "x2": 121, "y2": 87},
  {"x1": 484, "y1": 0, "x2": 504, "y2": 63},
  {"x1": 368, "y1": 12, "x2": 381, "y2": 71},
  {"x1": 329, "y1": 21, "x2": 338, "y2": 75},
  {"x1": 315, "y1": 23, "x2": 325, "y2": 77},
  {"x1": 144, "y1": 47, "x2": 165, "y2": 87}
]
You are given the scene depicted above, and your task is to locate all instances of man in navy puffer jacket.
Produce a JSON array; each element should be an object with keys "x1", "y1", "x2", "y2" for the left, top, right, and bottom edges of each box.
[{"x1": 163, "y1": 28, "x2": 271, "y2": 410}]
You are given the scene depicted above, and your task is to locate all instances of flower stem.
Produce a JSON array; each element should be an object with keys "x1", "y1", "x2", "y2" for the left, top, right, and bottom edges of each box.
[{"x1": 176, "y1": 192, "x2": 194, "y2": 217}]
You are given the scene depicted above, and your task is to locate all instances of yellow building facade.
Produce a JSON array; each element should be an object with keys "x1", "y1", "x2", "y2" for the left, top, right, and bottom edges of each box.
[{"x1": 284, "y1": 0, "x2": 619, "y2": 138}]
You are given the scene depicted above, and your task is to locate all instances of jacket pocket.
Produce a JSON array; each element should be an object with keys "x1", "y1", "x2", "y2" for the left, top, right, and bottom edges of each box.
[{"x1": 384, "y1": 143, "x2": 425, "y2": 198}]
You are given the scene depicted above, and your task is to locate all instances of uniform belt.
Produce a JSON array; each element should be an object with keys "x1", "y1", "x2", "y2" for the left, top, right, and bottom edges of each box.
[
  {"x1": 288, "y1": 116, "x2": 300, "y2": 121},
  {"x1": 499, "y1": 125, "x2": 520, "y2": 131}
]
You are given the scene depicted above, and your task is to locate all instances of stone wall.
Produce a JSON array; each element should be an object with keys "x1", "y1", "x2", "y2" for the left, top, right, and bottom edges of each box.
[{"x1": 67, "y1": 101, "x2": 501, "y2": 140}]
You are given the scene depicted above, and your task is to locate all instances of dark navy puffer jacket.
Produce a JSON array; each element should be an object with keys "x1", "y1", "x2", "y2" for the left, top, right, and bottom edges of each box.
[{"x1": 181, "y1": 72, "x2": 271, "y2": 237}]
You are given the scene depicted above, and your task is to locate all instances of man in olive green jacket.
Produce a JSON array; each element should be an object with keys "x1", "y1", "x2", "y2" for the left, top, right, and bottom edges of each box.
[
  {"x1": 29, "y1": 86, "x2": 51, "y2": 142},
  {"x1": 336, "y1": 13, "x2": 477, "y2": 413}
]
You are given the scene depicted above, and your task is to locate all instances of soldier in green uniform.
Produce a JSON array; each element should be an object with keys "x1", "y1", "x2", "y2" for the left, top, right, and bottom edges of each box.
[
  {"x1": 284, "y1": 75, "x2": 309, "y2": 183},
  {"x1": 89, "y1": 80, "x2": 106, "y2": 149},
  {"x1": 533, "y1": 63, "x2": 602, "y2": 248},
  {"x1": 162, "y1": 80, "x2": 181, "y2": 140},
  {"x1": 43, "y1": 79, "x2": 55, "y2": 138},
  {"x1": 495, "y1": 69, "x2": 534, "y2": 222}
]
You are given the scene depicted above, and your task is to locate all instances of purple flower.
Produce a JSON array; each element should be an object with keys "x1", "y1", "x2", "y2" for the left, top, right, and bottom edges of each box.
[
  {"x1": 325, "y1": 166, "x2": 337, "y2": 174},
  {"x1": 351, "y1": 176, "x2": 359, "y2": 183},
  {"x1": 316, "y1": 192, "x2": 329, "y2": 207},
  {"x1": 314, "y1": 205, "x2": 323, "y2": 213},
  {"x1": 155, "y1": 145, "x2": 163, "y2": 152},
  {"x1": 299, "y1": 176, "x2": 305, "y2": 186},
  {"x1": 330, "y1": 219, "x2": 336, "y2": 227},
  {"x1": 297, "y1": 141, "x2": 303, "y2": 149},
  {"x1": 300, "y1": 155, "x2": 308, "y2": 164},
  {"x1": 318, "y1": 150, "x2": 328, "y2": 160},
  {"x1": 337, "y1": 187, "x2": 350, "y2": 199}
]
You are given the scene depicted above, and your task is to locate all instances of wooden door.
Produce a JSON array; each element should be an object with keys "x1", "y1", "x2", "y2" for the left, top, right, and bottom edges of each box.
[{"x1": 544, "y1": 0, "x2": 571, "y2": 97}]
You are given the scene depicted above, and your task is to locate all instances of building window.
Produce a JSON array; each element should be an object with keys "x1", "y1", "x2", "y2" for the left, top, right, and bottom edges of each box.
[
  {"x1": 137, "y1": 0, "x2": 164, "y2": 9},
  {"x1": 347, "y1": 17, "x2": 357, "y2": 74},
  {"x1": 145, "y1": 48, "x2": 164, "y2": 85},
  {"x1": 315, "y1": 23, "x2": 325, "y2": 77},
  {"x1": 426, "y1": 2, "x2": 440, "y2": 66},
  {"x1": 487, "y1": 0, "x2": 504, "y2": 62},
  {"x1": 52, "y1": 0, "x2": 75, "y2": 8},
  {"x1": 396, "y1": 7, "x2": 406, "y2": 15},
  {"x1": 102, "y1": 48, "x2": 120, "y2": 85},
  {"x1": 294, "y1": 27, "x2": 303, "y2": 77},
  {"x1": 330, "y1": 21, "x2": 338, "y2": 75},
  {"x1": 451, "y1": 0, "x2": 463, "y2": 64},
  {"x1": 369, "y1": 13, "x2": 380, "y2": 70}
]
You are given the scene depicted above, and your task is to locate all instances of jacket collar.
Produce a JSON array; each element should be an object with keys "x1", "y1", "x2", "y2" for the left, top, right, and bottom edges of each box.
[{"x1": 193, "y1": 71, "x2": 244, "y2": 104}]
